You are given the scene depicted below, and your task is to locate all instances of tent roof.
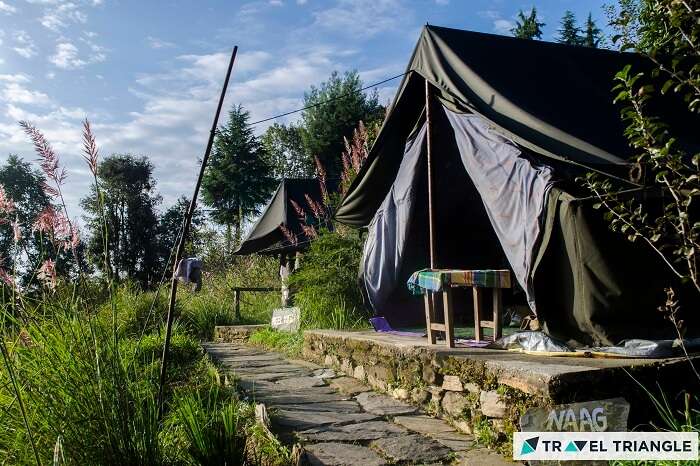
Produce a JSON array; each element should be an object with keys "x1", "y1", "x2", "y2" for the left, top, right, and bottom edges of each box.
[
  {"x1": 234, "y1": 178, "x2": 323, "y2": 255},
  {"x1": 335, "y1": 25, "x2": 694, "y2": 227}
]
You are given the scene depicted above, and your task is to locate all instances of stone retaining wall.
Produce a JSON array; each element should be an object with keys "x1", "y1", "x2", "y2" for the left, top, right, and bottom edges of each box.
[
  {"x1": 301, "y1": 330, "x2": 549, "y2": 447},
  {"x1": 213, "y1": 324, "x2": 266, "y2": 343}
]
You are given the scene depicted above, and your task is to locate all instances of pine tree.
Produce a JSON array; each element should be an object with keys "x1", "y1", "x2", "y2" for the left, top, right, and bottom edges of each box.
[
  {"x1": 511, "y1": 7, "x2": 546, "y2": 40},
  {"x1": 201, "y1": 105, "x2": 275, "y2": 250},
  {"x1": 557, "y1": 10, "x2": 583, "y2": 45},
  {"x1": 583, "y1": 13, "x2": 603, "y2": 48}
]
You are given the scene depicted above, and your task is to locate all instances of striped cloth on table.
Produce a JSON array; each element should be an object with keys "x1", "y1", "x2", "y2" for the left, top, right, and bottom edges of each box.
[{"x1": 407, "y1": 269, "x2": 511, "y2": 295}]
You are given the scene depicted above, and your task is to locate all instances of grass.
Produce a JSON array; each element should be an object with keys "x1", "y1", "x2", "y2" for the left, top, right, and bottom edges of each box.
[{"x1": 248, "y1": 327, "x2": 304, "y2": 358}]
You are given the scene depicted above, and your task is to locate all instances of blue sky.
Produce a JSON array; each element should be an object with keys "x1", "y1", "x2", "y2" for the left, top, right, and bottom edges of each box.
[{"x1": 0, "y1": 0, "x2": 611, "y2": 220}]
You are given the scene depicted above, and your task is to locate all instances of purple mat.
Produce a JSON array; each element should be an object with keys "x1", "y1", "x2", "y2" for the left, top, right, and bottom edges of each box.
[{"x1": 370, "y1": 317, "x2": 427, "y2": 337}]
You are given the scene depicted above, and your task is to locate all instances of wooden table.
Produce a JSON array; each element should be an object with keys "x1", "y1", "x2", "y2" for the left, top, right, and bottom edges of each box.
[{"x1": 408, "y1": 269, "x2": 512, "y2": 348}]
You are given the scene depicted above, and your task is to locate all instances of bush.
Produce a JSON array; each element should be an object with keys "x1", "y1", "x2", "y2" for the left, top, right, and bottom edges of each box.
[
  {"x1": 289, "y1": 228, "x2": 369, "y2": 329},
  {"x1": 248, "y1": 327, "x2": 304, "y2": 357}
]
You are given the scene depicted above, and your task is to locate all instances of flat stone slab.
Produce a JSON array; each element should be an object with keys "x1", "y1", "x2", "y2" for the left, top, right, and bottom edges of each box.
[
  {"x1": 371, "y1": 434, "x2": 451, "y2": 463},
  {"x1": 238, "y1": 380, "x2": 336, "y2": 398},
  {"x1": 329, "y1": 376, "x2": 371, "y2": 395},
  {"x1": 231, "y1": 364, "x2": 309, "y2": 375},
  {"x1": 272, "y1": 409, "x2": 378, "y2": 430},
  {"x1": 304, "y1": 442, "x2": 387, "y2": 466},
  {"x1": 254, "y1": 392, "x2": 350, "y2": 405},
  {"x1": 269, "y1": 400, "x2": 363, "y2": 413},
  {"x1": 393, "y1": 415, "x2": 456, "y2": 435},
  {"x1": 430, "y1": 431, "x2": 476, "y2": 452},
  {"x1": 312, "y1": 368, "x2": 337, "y2": 379},
  {"x1": 355, "y1": 392, "x2": 418, "y2": 416},
  {"x1": 274, "y1": 376, "x2": 327, "y2": 389},
  {"x1": 456, "y1": 448, "x2": 523, "y2": 465},
  {"x1": 298, "y1": 420, "x2": 406, "y2": 442}
]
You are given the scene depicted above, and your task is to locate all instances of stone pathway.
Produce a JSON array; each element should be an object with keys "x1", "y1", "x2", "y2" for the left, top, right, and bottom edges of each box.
[{"x1": 204, "y1": 342, "x2": 521, "y2": 466}]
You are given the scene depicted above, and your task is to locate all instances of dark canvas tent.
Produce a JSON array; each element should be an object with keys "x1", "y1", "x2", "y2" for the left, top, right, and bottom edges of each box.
[
  {"x1": 235, "y1": 178, "x2": 324, "y2": 255},
  {"x1": 335, "y1": 26, "x2": 699, "y2": 347}
]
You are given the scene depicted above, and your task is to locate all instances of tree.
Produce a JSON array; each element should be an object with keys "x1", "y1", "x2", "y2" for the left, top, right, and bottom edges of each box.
[
  {"x1": 557, "y1": 10, "x2": 583, "y2": 45},
  {"x1": 261, "y1": 123, "x2": 314, "y2": 180},
  {"x1": 201, "y1": 105, "x2": 275, "y2": 250},
  {"x1": 158, "y1": 196, "x2": 204, "y2": 266},
  {"x1": 300, "y1": 71, "x2": 384, "y2": 186},
  {"x1": 82, "y1": 154, "x2": 161, "y2": 287},
  {"x1": 581, "y1": 0, "x2": 700, "y2": 301},
  {"x1": 583, "y1": 13, "x2": 603, "y2": 48},
  {"x1": 511, "y1": 7, "x2": 546, "y2": 40}
]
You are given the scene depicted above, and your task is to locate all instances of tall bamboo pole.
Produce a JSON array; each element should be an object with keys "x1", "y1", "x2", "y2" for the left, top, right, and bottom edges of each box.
[
  {"x1": 425, "y1": 79, "x2": 436, "y2": 269},
  {"x1": 158, "y1": 46, "x2": 238, "y2": 418}
]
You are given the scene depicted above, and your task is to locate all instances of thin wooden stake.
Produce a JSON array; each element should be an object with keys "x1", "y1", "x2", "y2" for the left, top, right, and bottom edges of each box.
[
  {"x1": 157, "y1": 46, "x2": 238, "y2": 419},
  {"x1": 425, "y1": 79, "x2": 436, "y2": 269}
]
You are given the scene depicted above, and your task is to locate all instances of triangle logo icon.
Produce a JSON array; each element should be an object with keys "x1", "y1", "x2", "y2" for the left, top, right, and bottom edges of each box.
[
  {"x1": 521, "y1": 437, "x2": 539, "y2": 454},
  {"x1": 565, "y1": 441, "x2": 579, "y2": 452},
  {"x1": 574, "y1": 440, "x2": 588, "y2": 451}
]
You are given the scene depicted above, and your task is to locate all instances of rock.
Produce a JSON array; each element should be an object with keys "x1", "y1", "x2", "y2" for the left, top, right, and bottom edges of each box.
[
  {"x1": 274, "y1": 376, "x2": 326, "y2": 389},
  {"x1": 298, "y1": 420, "x2": 406, "y2": 442},
  {"x1": 253, "y1": 391, "x2": 349, "y2": 405},
  {"x1": 371, "y1": 434, "x2": 451, "y2": 463},
  {"x1": 353, "y1": 365, "x2": 365, "y2": 380},
  {"x1": 430, "y1": 431, "x2": 476, "y2": 451},
  {"x1": 411, "y1": 387, "x2": 430, "y2": 404},
  {"x1": 340, "y1": 358, "x2": 353, "y2": 375},
  {"x1": 442, "y1": 375, "x2": 464, "y2": 392},
  {"x1": 365, "y1": 365, "x2": 394, "y2": 391},
  {"x1": 423, "y1": 364, "x2": 437, "y2": 384},
  {"x1": 304, "y1": 442, "x2": 387, "y2": 466},
  {"x1": 272, "y1": 409, "x2": 378, "y2": 430},
  {"x1": 330, "y1": 377, "x2": 371, "y2": 395},
  {"x1": 479, "y1": 390, "x2": 507, "y2": 418},
  {"x1": 287, "y1": 358, "x2": 322, "y2": 370},
  {"x1": 442, "y1": 392, "x2": 469, "y2": 418},
  {"x1": 391, "y1": 387, "x2": 409, "y2": 401},
  {"x1": 490, "y1": 418, "x2": 507, "y2": 434},
  {"x1": 455, "y1": 447, "x2": 523, "y2": 466},
  {"x1": 453, "y1": 419, "x2": 473, "y2": 435},
  {"x1": 312, "y1": 368, "x2": 336, "y2": 380},
  {"x1": 269, "y1": 401, "x2": 362, "y2": 413},
  {"x1": 393, "y1": 415, "x2": 456, "y2": 436},
  {"x1": 355, "y1": 392, "x2": 418, "y2": 416},
  {"x1": 464, "y1": 383, "x2": 480, "y2": 394},
  {"x1": 324, "y1": 354, "x2": 339, "y2": 367}
]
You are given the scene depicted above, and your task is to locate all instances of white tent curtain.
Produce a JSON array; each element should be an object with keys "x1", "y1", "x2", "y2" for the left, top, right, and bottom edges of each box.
[{"x1": 444, "y1": 109, "x2": 553, "y2": 311}]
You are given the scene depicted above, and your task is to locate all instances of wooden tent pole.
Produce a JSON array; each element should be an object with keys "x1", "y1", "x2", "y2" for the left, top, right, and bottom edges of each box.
[
  {"x1": 425, "y1": 79, "x2": 436, "y2": 269},
  {"x1": 157, "y1": 46, "x2": 238, "y2": 419}
]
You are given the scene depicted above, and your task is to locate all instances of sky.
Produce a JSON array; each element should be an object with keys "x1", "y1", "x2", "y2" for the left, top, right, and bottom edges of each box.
[{"x1": 0, "y1": 0, "x2": 612, "y2": 222}]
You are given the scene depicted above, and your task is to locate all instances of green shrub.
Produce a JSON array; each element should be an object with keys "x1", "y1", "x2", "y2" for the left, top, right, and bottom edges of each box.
[{"x1": 289, "y1": 228, "x2": 369, "y2": 330}]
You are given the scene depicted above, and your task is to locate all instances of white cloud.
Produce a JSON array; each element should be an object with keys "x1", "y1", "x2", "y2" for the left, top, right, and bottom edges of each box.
[
  {"x1": 49, "y1": 40, "x2": 105, "y2": 69},
  {"x1": 312, "y1": 0, "x2": 412, "y2": 38},
  {"x1": 269, "y1": 0, "x2": 283, "y2": 5},
  {"x1": 493, "y1": 18, "x2": 515, "y2": 35},
  {"x1": 0, "y1": 1, "x2": 17, "y2": 13},
  {"x1": 39, "y1": 1, "x2": 89, "y2": 32},
  {"x1": 13, "y1": 31, "x2": 37, "y2": 59},
  {"x1": 146, "y1": 36, "x2": 175, "y2": 49},
  {"x1": 1, "y1": 82, "x2": 51, "y2": 105},
  {"x1": 0, "y1": 73, "x2": 30, "y2": 83},
  {"x1": 50, "y1": 42, "x2": 86, "y2": 69}
]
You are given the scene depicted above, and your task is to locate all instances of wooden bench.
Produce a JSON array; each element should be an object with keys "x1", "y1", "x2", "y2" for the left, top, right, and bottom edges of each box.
[{"x1": 408, "y1": 269, "x2": 512, "y2": 348}]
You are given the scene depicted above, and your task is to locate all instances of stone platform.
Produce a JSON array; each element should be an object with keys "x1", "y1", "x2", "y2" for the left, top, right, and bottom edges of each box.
[{"x1": 301, "y1": 329, "x2": 698, "y2": 443}]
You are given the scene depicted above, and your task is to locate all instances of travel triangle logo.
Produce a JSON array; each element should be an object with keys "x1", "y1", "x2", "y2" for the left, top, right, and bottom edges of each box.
[{"x1": 521, "y1": 437, "x2": 539, "y2": 454}]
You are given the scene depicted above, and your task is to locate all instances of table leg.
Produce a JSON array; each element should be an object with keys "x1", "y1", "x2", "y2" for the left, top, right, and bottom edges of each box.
[
  {"x1": 493, "y1": 288, "x2": 502, "y2": 340},
  {"x1": 443, "y1": 288, "x2": 454, "y2": 348},
  {"x1": 424, "y1": 293, "x2": 436, "y2": 344},
  {"x1": 472, "y1": 287, "x2": 483, "y2": 341}
]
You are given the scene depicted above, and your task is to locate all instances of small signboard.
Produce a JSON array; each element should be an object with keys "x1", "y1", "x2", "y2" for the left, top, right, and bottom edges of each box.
[
  {"x1": 520, "y1": 397, "x2": 630, "y2": 433},
  {"x1": 271, "y1": 307, "x2": 300, "y2": 332}
]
